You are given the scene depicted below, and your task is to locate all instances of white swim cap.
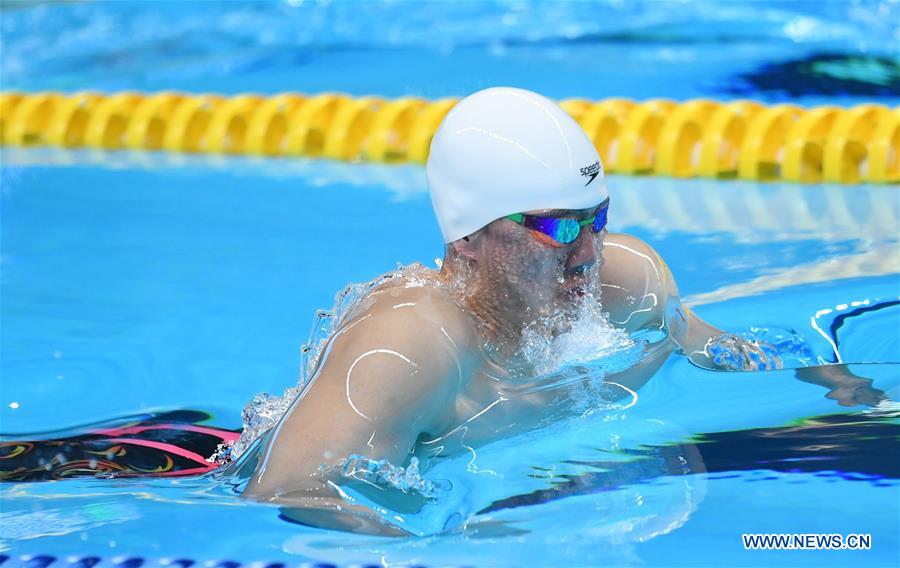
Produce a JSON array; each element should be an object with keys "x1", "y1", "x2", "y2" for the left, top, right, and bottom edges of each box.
[{"x1": 427, "y1": 87, "x2": 607, "y2": 243}]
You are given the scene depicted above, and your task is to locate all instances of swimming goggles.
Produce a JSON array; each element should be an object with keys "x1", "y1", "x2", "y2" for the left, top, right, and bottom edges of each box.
[{"x1": 505, "y1": 198, "x2": 609, "y2": 246}]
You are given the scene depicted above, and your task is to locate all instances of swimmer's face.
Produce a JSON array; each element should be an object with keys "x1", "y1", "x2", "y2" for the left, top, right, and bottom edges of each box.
[{"x1": 472, "y1": 207, "x2": 605, "y2": 320}]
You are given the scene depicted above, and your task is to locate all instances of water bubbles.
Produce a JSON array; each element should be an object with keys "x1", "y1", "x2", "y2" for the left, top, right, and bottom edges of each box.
[
  {"x1": 207, "y1": 441, "x2": 234, "y2": 466},
  {"x1": 515, "y1": 281, "x2": 638, "y2": 378},
  {"x1": 229, "y1": 386, "x2": 302, "y2": 460},
  {"x1": 704, "y1": 327, "x2": 817, "y2": 371},
  {"x1": 341, "y1": 454, "x2": 446, "y2": 499}
]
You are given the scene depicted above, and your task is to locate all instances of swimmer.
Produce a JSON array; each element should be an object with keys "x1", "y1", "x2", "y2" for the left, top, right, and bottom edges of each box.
[{"x1": 243, "y1": 87, "x2": 886, "y2": 534}]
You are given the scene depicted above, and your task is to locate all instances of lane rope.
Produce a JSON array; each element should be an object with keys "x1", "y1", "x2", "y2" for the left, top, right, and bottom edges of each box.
[
  {"x1": 1, "y1": 91, "x2": 897, "y2": 184},
  {"x1": 0, "y1": 554, "x2": 387, "y2": 567}
]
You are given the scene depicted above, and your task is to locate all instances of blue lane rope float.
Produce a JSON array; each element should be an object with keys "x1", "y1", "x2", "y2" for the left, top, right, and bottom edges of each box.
[{"x1": 0, "y1": 91, "x2": 897, "y2": 184}]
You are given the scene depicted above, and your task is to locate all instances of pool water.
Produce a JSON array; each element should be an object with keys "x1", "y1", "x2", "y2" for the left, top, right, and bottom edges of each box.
[
  {"x1": 2, "y1": 152, "x2": 897, "y2": 564},
  {"x1": 2, "y1": 1, "x2": 899, "y2": 565},
  {"x1": 2, "y1": 1, "x2": 898, "y2": 106}
]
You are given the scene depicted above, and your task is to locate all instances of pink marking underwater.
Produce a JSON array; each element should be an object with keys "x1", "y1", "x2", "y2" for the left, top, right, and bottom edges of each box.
[
  {"x1": 95, "y1": 423, "x2": 241, "y2": 442},
  {"x1": 104, "y1": 437, "x2": 214, "y2": 469}
]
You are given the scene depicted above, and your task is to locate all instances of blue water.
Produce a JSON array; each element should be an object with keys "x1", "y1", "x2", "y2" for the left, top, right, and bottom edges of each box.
[
  {"x1": 1, "y1": 1, "x2": 899, "y2": 566},
  {"x1": 2, "y1": 1, "x2": 898, "y2": 105}
]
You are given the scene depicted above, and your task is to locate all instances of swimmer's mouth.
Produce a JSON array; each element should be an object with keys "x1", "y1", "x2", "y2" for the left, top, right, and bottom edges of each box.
[{"x1": 563, "y1": 278, "x2": 588, "y2": 297}]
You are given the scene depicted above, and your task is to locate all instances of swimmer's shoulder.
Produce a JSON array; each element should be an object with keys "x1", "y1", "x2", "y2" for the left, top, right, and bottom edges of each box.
[
  {"x1": 338, "y1": 269, "x2": 470, "y2": 321},
  {"x1": 370, "y1": 279, "x2": 478, "y2": 342},
  {"x1": 599, "y1": 233, "x2": 678, "y2": 330},
  {"x1": 600, "y1": 233, "x2": 671, "y2": 288},
  {"x1": 332, "y1": 272, "x2": 481, "y2": 381}
]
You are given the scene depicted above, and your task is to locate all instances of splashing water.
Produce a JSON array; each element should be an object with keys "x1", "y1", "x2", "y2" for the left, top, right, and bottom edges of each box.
[
  {"x1": 513, "y1": 266, "x2": 640, "y2": 379},
  {"x1": 341, "y1": 455, "x2": 447, "y2": 500},
  {"x1": 705, "y1": 326, "x2": 817, "y2": 372},
  {"x1": 223, "y1": 310, "x2": 329, "y2": 461}
]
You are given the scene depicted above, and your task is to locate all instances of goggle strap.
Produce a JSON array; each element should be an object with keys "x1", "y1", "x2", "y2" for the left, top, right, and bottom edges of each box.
[{"x1": 505, "y1": 212, "x2": 599, "y2": 228}]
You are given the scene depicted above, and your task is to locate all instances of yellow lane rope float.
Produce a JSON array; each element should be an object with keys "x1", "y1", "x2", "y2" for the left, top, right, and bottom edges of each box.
[{"x1": 1, "y1": 91, "x2": 897, "y2": 184}]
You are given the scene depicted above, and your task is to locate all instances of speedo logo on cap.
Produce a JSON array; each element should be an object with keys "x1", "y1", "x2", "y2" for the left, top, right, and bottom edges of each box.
[{"x1": 580, "y1": 160, "x2": 601, "y2": 186}]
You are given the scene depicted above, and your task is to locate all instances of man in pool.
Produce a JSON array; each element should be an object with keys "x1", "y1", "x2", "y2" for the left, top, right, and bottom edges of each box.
[{"x1": 244, "y1": 87, "x2": 885, "y2": 534}]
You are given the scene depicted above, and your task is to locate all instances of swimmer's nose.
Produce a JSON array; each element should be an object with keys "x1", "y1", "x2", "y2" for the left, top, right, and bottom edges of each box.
[{"x1": 565, "y1": 231, "x2": 596, "y2": 274}]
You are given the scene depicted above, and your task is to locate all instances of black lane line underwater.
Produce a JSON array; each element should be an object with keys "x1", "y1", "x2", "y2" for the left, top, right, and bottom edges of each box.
[
  {"x1": 724, "y1": 52, "x2": 900, "y2": 98},
  {"x1": 4, "y1": 408, "x2": 896, "y2": 503},
  {"x1": 826, "y1": 299, "x2": 900, "y2": 363},
  {"x1": 479, "y1": 410, "x2": 899, "y2": 515}
]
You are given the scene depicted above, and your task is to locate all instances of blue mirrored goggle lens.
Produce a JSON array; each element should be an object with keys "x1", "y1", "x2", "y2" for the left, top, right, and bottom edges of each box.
[
  {"x1": 520, "y1": 201, "x2": 609, "y2": 245},
  {"x1": 592, "y1": 206, "x2": 608, "y2": 233},
  {"x1": 526, "y1": 217, "x2": 578, "y2": 244},
  {"x1": 551, "y1": 219, "x2": 581, "y2": 244}
]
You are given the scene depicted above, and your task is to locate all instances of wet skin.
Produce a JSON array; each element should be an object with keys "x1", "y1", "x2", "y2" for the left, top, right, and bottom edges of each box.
[{"x1": 244, "y1": 218, "x2": 886, "y2": 535}]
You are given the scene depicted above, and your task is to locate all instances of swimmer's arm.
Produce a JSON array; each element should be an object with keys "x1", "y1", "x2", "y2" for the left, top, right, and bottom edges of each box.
[
  {"x1": 794, "y1": 365, "x2": 887, "y2": 407},
  {"x1": 671, "y1": 295, "x2": 778, "y2": 371},
  {"x1": 670, "y1": 305, "x2": 735, "y2": 369},
  {"x1": 600, "y1": 234, "x2": 734, "y2": 368},
  {"x1": 244, "y1": 307, "x2": 466, "y2": 535},
  {"x1": 680, "y1": 313, "x2": 887, "y2": 405},
  {"x1": 602, "y1": 235, "x2": 766, "y2": 369},
  {"x1": 612, "y1": 238, "x2": 887, "y2": 404}
]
